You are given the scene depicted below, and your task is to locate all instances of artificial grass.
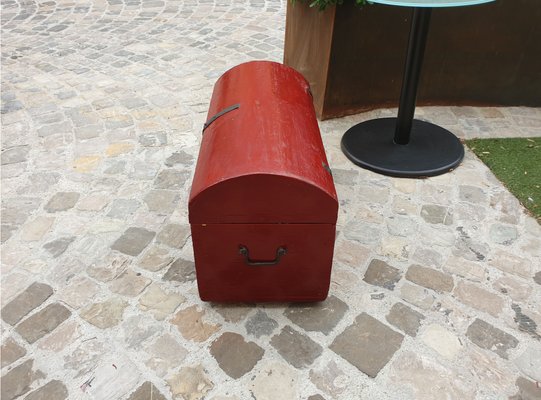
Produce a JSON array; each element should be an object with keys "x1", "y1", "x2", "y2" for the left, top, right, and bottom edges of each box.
[{"x1": 466, "y1": 137, "x2": 541, "y2": 222}]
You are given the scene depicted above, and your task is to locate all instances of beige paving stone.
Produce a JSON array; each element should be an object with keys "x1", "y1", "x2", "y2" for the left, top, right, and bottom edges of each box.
[
  {"x1": 73, "y1": 155, "x2": 101, "y2": 172},
  {"x1": 76, "y1": 194, "x2": 110, "y2": 211},
  {"x1": 493, "y1": 276, "x2": 532, "y2": 302},
  {"x1": 37, "y1": 320, "x2": 81, "y2": 352},
  {"x1": 390, "y1": 351, "x2": 476, "y2": 400},
  {"x1": 1, "y1": 273, "x2": 30, "y2": 304},
  {"x1": 400, "y1": 282, "x2": 435, "y2": 310},
  {"x1": 58, "y1": 276, "x2": 100, "y2": 309},
  {"x1": 454, "y1": 281, "x2": 504, "y2": 317},
  {"x1": 156, "y1": 223, "x2": 190, "y2": 249},
  {"x1": 378, "y1": 236, "x2": 410, "y2": 261},
  {"x1": 250, "y1": 362, "x2": 299, "y2": 400},
  {"x1": 406, "y1": 265, "x2": 454, "y2": 293},
  {"x1": 466, "y1": 348, "x2": 516, "y2": 396},
  {"x1": 334, "y1": 239, "x2": 370, "y2": 267},
  {"x1": 443, "y1": 256, "x2": 486, "y2": 282},
  {"x1": 309, "y1": 360, "x2": 347, "y2": 398},
  {"x1": 20, "y1": 216, "x2": 55, "y2": 241},
  {"x1": 139, "y1": 283, "x2": 184, "y2": 320},
  {"x1": 489, "y1": 250, "x2": 532, "y2": 279},
  {"x1": 106, "y1": 142, "x2": 135, "y2": 157},
  {"x1": 421, "y1": 324, "x2": 462, "y2": 359},
  {"x1": 80, "y1": 298, "x2": 128, "y2": 329},
  {"x1": 145, "y1": 334, "x2": 188, "y2": 377},
  {"x1": 139, "y1": 245, "x2": 173, "y2": 271},
  {"x1": 109, "y1": 269, "x2": 151, "y2": 296},
  {"x1": 170, "y1": 305, "x2": 221, "y2": 342},
  {"x1": 87, "y1": 253, "x2": 130, "y2": 282},
  {"x1": 167, "y1": 365, "x2": 213, "y2": 400}
]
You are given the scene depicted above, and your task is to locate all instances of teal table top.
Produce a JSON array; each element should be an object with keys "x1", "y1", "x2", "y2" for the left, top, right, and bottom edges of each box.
[{"x1": 368, "y1": 0, "x2": 495, "y2": 7}]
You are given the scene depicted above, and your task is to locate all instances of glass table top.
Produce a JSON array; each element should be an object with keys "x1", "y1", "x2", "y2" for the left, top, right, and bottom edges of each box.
[{"x1": 368, "y1": 0, "x2": 495, "y2": 7}]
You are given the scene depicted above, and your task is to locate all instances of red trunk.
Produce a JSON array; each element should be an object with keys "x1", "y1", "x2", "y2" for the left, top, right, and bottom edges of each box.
[{"x1": 189, "y1": 61, "x2": 338, "y2": 302}]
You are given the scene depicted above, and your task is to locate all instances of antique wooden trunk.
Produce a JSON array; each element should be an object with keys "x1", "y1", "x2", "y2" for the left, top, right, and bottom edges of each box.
[{"x1": 189, "y1": 61, "x2": 339, "y2": 302}]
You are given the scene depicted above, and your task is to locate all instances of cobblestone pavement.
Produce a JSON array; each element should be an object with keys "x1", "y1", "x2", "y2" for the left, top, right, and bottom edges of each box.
[{"x1": 1, "y1": 0, "x2": 541, "y2": 398}]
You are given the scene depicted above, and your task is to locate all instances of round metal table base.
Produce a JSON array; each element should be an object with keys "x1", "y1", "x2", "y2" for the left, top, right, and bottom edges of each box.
[{"x1": 341, "y1": 118, "x2": 464, "y2": 178}]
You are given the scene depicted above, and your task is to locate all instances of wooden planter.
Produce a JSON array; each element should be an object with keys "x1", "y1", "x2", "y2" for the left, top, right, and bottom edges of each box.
[{"x1": 284, "y1": 0, "x2": 541, "y2": 120}]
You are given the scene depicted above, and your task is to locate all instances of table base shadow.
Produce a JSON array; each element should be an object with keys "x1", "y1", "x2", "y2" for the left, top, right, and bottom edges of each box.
[{"x1": 341, "y1": 118, "x2": 464, "y2": 178}]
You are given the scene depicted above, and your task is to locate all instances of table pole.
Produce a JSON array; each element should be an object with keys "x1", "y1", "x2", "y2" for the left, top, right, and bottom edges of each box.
[{"x1": 394, "y1": 7, "x2": 432, "y2": 145}]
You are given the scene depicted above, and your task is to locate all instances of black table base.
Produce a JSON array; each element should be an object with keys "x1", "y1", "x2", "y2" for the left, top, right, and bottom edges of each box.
[{"x1": 341, "y1": 117, "x2": 464, "y2": 178}]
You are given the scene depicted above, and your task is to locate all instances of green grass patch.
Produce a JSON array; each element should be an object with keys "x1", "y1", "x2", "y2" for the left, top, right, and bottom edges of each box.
[{"x1": 466, "y1": 137, "x2": 541, "y2": 221}]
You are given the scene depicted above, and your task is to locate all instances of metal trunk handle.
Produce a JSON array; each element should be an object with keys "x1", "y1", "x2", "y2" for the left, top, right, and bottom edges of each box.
[{"x1": 239, "y1": 245, "x2": 287, "y2": 266}]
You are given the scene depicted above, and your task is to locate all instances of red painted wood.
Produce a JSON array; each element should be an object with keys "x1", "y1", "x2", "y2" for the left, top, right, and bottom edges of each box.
[
  {"x1": 189, "y1": 61, "x2": 338, "y2": 224},
  {"x1": 192, "y1": 224, "x2": 336, "y2": 302}
]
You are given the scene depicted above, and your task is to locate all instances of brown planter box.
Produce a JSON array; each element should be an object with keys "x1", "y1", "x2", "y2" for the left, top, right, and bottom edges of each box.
[{"x1": 284, "y1": 0, "x2": 541, "y2": 120}]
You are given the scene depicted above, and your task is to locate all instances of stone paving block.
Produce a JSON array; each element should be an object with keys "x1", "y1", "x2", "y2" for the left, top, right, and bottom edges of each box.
[
  {"x1": 511, "y1": 377, "x2": 541, "y2": 400},
  {"x1": 492, "y1": 276, "x2": 533, "y2": 302},
  {"x1": 24, "y1": 380, "x2": 68, "y2": 400},
  {"x1": 421, "y1": 324, "x2": 462, "y2": 360},
  {"x1": 385, "y1": 302, "x2": 425, "y2": 337},
  {"x1": 139, "y1": 283, "x2": 184, "y2": 320},
  {"x1": 454, "y1": 281, "x2": 504, "y2": 317},
  {"x1": 309, "y1": 360, "x2": 347, "y2": 398},
  {"x1": 165, "y1": 150, "x2": 194, "y2": 167},
  {"x1": 284, "y1": 295, "x2": 349, "y2": 335},
  {"x1": 363, "y1": 259, "x2": 402, "y2": 290},
  {"x1": 400, "y1": 282, "x2": 435, "y2": 310},
  {"x1": 127, "y1": 382, "x2": 167, "y2": 400},
  {"x1": 44, "y1": 192, "x2": 79, "y2": 212},
  {"x1": 270, "y1": 325, "x2": 323, "y2": 369},
  {"x1": 16, "y1": 302, "x2": 71, "y2": 344},
  {"x1": 153, "y1": 168, "x2": 189, "y2": 190},
  {"x1": 250, "y1": 362, "x2": 299, "y2": 400},
  {"x1": 511, "y1": 304, "x2": 541, "y2": 340},
  {"x1": 514, "y1": 345, "x2": 541, "y2": 382},
  {"x1": 37, "y1": 320, "x2": 81, "y2": 352},
  {"x1": 43, "y1": 236, "x2": 76, "y2": 258},
  {"x1": 390, "y1": 351, "x2": 476, "y2": 400},
  {"x1": 406, "y1": 265, "x2": 454, "y2": 293},
  {"x1": 139, "y1": 245, "x2": 173, "y2": 271},
  {"x1": 1, "y1": 282, "x2": 53, "y2": 325},
  {"x1": 245, "y1": 310, "x2": 278, "y2": 338},
  {"x1": 163, "y1": 258, "x2": 196, "y2": 283},
  {"x1": 170, "y1": 305, "x2": 220, "y2": 342},
  {"x1": 334, "y1": 239, "x2": 370, "y2": 267},
  {"x1": 1, "y1": 145, "x2": 29, "y2": 165},
  {"x1": 121, "y1": 315, "x2": 162, "y2": 348},
  {"x1": 466, "y1": 319, "x2": 518, "y2": 359},
  {"x1": 83, "y1": 354, "x2": 141, "y2": 400},
  {"x1": 210, "y1": 332, "x2": 264, "y2": 378},
  {"x1": 212, "y1": 304, "x2": 252, "y2": 323},
  {"x1": 80, "y1": 298, "x2": 128, "y2": 329},
  {"x1": 107, "y1": 199, "x2": 141, "y2": 218},
  {"x1": 143, "y1": 189, "x2": 179, "y2": 215},
  {"x1": 76, "y1": 194, "x2": 110, "y2": 211},
  {"x1": 20, "y1": 216, "x2": 55, "y2": 241},
  {"x1": 0, "y1": 360, "x2": 44, "y2": 400},
  {"x1": 167, "y1": 365, "x2": 213, "y2": 400},
  {"x1": 156, "y1": 223, "x2": 190, "y2": 248},
  {"x1": 330, "y1": 313, "x2": 403, "y2": 377},
  {"x1": 443, "y1": 256, "x2": 486, "y2": 282},
  {"x1": 111, "y1": 227, "x2": 155, "y2": 256},
  {"x1": 145, "y1": 334, "x2": 188, "y2": 377},
  {"x1": 58, "y1": 276, "x2": 100, "y2": 309},
  {"x1": 420, "y1": 204, "x2": 453, "y2": 225},
  {"x1": 489, "y1": 250, "x2": 532, "y2": 279},
  {"x1": 0, "y1": 337, "x2": 27, "y2": 368},
  {"x1": 109, "y1": 269, "x2": 151, "y2": 296}
]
